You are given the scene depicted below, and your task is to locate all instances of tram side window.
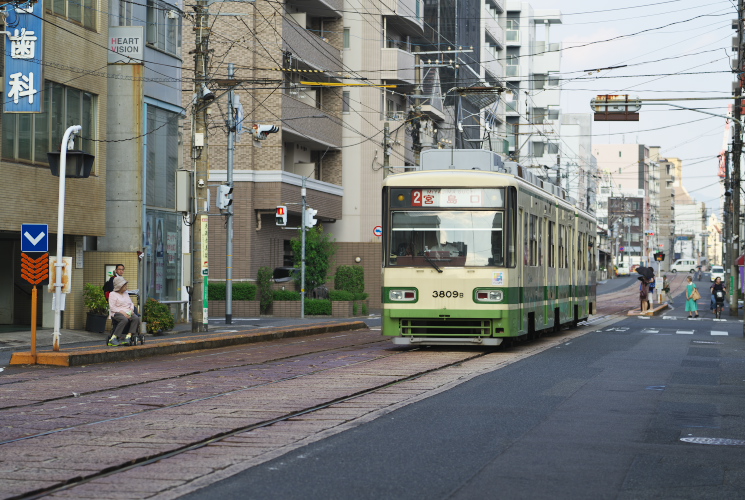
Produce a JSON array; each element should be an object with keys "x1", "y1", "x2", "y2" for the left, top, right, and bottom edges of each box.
[
  {"x1": 538, "y1": 217, "x2": 544, "y2": 266},
  {"x1": 548, "y1": 221, "x2": 555, "y2": 268},
  {"x1": 577, "y1": 233, "x2": 585, "y2": 270},
  {"x1": 588, "y1": 236, "x2": 596, "y2": 271},
  {"x1": 529, "y1": 214, "x2": 538, "y2": 266},
  {"x1": 522, "y1": 209, "x2": 528, "y2": 265}
]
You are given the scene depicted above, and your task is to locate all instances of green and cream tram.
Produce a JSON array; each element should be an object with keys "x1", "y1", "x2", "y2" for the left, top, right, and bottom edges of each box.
[{"x1": 382, "y1": 149, "x2": 597, "y2": 346}]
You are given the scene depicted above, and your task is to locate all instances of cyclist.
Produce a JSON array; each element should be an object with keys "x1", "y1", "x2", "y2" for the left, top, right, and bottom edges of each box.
[{"x1": 710, "y1": 277, "x2": 726, "y2": 318}]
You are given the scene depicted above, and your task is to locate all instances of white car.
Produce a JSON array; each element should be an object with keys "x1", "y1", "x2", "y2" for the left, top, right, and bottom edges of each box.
[
  {"x1": 710, "y1": 265, "x2": 725, "y2": 282},
  {"x1": 616, "y1": 263, "x2": 630, "y2": 276}
]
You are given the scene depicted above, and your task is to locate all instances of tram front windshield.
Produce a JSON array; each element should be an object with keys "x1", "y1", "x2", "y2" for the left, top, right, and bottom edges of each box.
[{"x1": 388, "y1": 211, "x2": 504, "y2": 267}]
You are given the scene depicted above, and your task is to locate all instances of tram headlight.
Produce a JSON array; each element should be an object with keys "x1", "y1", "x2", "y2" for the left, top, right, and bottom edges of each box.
[
  {"x1": 475, "y1": 289, "x2": 504, "y2": 302},
  {"x1": 389, "y1": 289, "x2": 417, "y2": 301}
]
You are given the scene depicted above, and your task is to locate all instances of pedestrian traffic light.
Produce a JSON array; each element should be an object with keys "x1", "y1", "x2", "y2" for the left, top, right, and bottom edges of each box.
[
  {"x1": 655, "y1": 252, "x2": 665, "y2": 262},
  {"x1": 216, "y1": 184, "x2": 233, "y2": 210},
  {"x1": 304, "y1": 207, "x2": 318, "y2": 228},
  {"x1": 276, "y1": 205, "x2": 287, "y2": 226}
]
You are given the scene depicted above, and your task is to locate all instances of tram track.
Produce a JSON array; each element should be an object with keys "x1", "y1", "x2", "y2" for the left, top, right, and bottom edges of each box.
[
  {"x1": 8, "y1": 345, "x2": 495, "y2": 500},
  {"x1": 2, "y1": 317, "x2": 620, "y2": 500}
]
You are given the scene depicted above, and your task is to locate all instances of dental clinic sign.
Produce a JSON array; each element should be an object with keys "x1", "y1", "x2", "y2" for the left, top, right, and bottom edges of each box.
[
  {"x1": 108, "y1": 26, "x2": 144, "y2": 64},
  {"x1": 2, "y1": 0, "x2": 43, "y2": 113}
]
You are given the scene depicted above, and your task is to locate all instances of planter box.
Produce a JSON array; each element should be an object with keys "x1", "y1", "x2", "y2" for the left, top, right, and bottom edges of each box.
[
  {"x1": 332, "y1": 301, "x2": 353, "y2": 317},
  {"x1": 85, "y1": 313, "x2": 109, "y2": 333},
  {"x1": 208, "y1": 300, "x2": 261, "y2": 317},
  {"x1": 273, "y1": 301, "x2": 302, "y2": 317}
]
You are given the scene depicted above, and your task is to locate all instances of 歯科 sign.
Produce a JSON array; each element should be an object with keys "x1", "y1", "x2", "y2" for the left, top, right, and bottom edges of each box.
[
  {"x1": 3, "y1": 0, "x2": 44, "y2": 113},
  {"x1": 108, "y1": 26, "x2": 144, "y2": 64}
]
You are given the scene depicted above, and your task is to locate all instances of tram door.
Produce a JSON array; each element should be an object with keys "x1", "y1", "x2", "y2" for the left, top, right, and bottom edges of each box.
[{"x1": 518, "y1": 208, "x2": 524, "y2": 332}]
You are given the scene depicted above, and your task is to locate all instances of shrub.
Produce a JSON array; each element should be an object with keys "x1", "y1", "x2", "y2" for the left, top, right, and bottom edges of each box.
[
  {"x1": 273, "y1": 289, "x2": 301, "y2": 301},
  {"x1": 257, "y1": 266, "x2": 273, "y2": 314},
  {"x1": 83, "y1": 283, "x2": 109, "y2": 315},
  {"x1": 143, "y1": 298, "x2": 174, "y2": 334},
  {"x1": 291, "y1": 226, "x2": 336, "y2": 291},
  {"x1": 334, "y1": 266, "x2": 365, "y2": 294},
  {"x1": 329, "y1": 290, "x2": 355, "y2": 301},
  {"x1": 208, "y1": 282, "x2": 256, "y2": 301},
  {"x1": 305, "y1": 299, "x2": 331, "y2": 315}
]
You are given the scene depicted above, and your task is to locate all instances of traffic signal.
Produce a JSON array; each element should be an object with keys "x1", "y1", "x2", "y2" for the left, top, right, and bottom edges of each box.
[
  {"x1": 276, "y1": 205, "x2": 287, "y2": 226},
  {"x1": 216, "y1": 184, "x2": 233, "y2": 210},
  {"x1": 304, "y1": 207, "x2": 318, "y2": 228},
  {"x1": 252, "y1": 124, "x2": 280, "y2": 140},
  {"x1": 654, "y1": 252, "x2": 665, "y2": 262}
]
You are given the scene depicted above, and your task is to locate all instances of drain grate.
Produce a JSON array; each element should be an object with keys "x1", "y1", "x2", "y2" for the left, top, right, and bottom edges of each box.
[{"x1": 680, "y1": 437, "x2": 745, "y2": 446}]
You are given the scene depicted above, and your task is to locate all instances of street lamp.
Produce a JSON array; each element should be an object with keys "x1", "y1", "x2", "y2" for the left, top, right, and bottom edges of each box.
[{"x1": 47, "y1": 125, "x2": 95, "y2": 351}]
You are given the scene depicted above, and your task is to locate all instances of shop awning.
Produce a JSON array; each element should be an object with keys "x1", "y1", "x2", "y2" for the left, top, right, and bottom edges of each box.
[{"x1": 736, "y1": 255, "x2": 745, "y2": 266}]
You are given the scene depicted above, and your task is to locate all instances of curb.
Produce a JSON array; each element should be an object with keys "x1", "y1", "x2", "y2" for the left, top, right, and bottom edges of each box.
[{"x1": 10, "y1": 321, "x2": 369, "y2": 367}]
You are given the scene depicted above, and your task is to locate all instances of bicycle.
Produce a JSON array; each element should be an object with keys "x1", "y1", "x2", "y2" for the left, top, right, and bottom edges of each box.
[{"x1": 714, "y1": 290, "x2": 726, "y2": 319}]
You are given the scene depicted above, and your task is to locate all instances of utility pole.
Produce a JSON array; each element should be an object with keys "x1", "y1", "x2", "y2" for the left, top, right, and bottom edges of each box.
[
  {"x1": 191, "y1": 0, "x2": 211, "y2": 332},
  {"x1": 413, "y1": 46, "x2": 422, "y2": 167},
  {"x1": 383, "y1": 122, "x2": 390, "y2": 177},
  {"x1": 556, "y1": 153, "x2": 561, "y2": 188},
  {"x1": 731, "y1": 0, "x2": 743, "y2": 316},
  {"x1": 300, "y1": 178, "x2": 307, "y2": 319},
  {"x1": 225, "y1": 63, "x2": 236, "y2": 324}
]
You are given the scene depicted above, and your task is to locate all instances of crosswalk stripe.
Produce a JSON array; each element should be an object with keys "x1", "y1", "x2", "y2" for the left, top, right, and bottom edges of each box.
[
  {"x1": 711, "y1": 331, "x2": 728, "y2": 336},
  {"x1": 676, "y1": 330, "x2": 694, "y2": 334}
]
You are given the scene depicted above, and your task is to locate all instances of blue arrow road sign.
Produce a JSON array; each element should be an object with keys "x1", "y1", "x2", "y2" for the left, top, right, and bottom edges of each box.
[{"x1": 22, "y1": 224, "x2": 48, "y2": 252}]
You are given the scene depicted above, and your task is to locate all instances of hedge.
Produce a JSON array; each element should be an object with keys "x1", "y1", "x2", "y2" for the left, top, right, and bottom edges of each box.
[
  {"x1": 208, "y1": 282, "x2": 257, "y2": 301},
  {"x1": 329, "y1": 290, "x2": 369, "y2": 301},
  {"x1": 273, "y1": 289, "x2": 301, "y2": 301},
  {"x1": 334, "y1": 265, "x2": 365, "y2": 294},
  {"x1": 305, "y1": 299, "x2": 331, "y2": 315}
]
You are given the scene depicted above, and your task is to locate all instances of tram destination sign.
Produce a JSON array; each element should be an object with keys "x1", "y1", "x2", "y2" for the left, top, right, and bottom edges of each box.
[{"x1": 392, "y1": 188, "x2": 504, "y2": 208}]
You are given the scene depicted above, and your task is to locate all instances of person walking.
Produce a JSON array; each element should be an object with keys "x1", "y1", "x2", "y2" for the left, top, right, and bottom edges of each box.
[
  {"x1": 685, "y1": 275, "x2": 699, "y2": 319},
  {"x1": 639, "y1": 277, "x2": 650, "y2": 314}
]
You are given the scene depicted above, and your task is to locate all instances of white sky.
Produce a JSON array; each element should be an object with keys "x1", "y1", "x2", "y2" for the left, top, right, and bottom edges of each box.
[{"x1": 526, "y1": 0, "x2": 734, "y2": 220}]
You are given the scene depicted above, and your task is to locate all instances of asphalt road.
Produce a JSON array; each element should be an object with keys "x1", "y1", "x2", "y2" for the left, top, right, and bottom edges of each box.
[{"x1": 182, "y1": 315, "x2": 745, "y2": 500}]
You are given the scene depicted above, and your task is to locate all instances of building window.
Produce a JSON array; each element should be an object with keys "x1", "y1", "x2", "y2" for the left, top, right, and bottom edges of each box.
[
  {"x1": 2, "y1": 81, "x2": 96, "y2": 165},
  {"x1": 51, "y1": 0, "x2": 96, "y2": 29},
  {"x1": 342, "y1": 91, "x2": 350, "y2": 113},
  {"x1": 343, "y1": 28, "x2": 350, "y2": 48},
  {"x1": 146, "y1": 106, "x2": 180, "y2": 209},
  {"x1": 119, "y1": 0, "x2": 133, "y2": 25},
  {"x1": 147, "y1": 0, "x2": 181, "y2": 56}
]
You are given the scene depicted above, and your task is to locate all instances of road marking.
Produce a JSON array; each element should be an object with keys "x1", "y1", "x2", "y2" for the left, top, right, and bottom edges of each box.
[
  {"x1": 713, "y1": 319, "x2": 727, "y2": 322},
  {"x1": 676, "y1": 330, "x2": 694, "y2": 334},
  {"x1": 643, "y1": 329, "x2": 659, "y2": 333},
  {"x1": 663, "y1": 316, "x2": 678, "y2": 320},
  {"x1": 637, "y1": 316, "x2": 650, "y2": 320},
  {"x1": 711, "y1": 330, "x2": 728, "y2": 336}
]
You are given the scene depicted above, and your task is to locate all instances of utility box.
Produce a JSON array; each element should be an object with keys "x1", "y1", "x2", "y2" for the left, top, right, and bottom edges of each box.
[{"x1": 175, "y1": 170, "x2": 192, "y2": 212}]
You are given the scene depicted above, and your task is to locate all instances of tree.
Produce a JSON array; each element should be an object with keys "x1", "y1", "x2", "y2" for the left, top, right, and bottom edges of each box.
[{"x1": 291, "y1": 225, "x2": 336, "y2": 292}]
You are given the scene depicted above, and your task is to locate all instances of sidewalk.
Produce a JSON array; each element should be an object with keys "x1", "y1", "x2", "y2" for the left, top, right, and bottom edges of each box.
[{"x1": 4, "y1": 315, "x2": 376, "y2": 367}]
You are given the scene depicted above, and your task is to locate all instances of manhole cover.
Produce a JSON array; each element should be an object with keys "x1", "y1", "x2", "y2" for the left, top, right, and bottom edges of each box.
[{"x1": 680, "y1": 437, "x2": 745, "y2": 446}]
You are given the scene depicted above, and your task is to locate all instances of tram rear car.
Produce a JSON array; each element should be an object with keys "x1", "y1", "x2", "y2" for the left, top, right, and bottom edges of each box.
[{"x1": 382, "y1": 150, "x2": 597, "y2": 346}]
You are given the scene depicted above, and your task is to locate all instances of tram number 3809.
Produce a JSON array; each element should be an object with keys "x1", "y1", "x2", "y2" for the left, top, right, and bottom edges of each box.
[{"x1": 432, "y1": 290, "x2": 464, "y2": 298}]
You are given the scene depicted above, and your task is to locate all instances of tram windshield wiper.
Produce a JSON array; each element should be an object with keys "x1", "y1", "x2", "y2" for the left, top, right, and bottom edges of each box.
[{"x1": 423, "y1": 254, "x2": 443, "y2": 273}]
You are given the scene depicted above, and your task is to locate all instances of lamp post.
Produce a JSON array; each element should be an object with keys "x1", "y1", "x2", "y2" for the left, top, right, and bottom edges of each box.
[{"x1": 51, "y1": 125, "x2": 82, "y2": 351}]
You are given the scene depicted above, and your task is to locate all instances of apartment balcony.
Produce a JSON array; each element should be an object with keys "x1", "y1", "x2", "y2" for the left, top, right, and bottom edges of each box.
[
  {"x1": 282, "y1": 94, "x2": 342, "y2": 149},
  {"x1": 381, "y1": 0, "x2": 424, "y2": 36},
  {"x1": 482, "y1": 48, "x2": 503, "y2": 80},
  {"x1": 506, "y1": 29, "x2": 520, "y2": 46},
  {"x1": 531, "y1": 88, "x2": 560, "y2": 108},
  {"x1": 505, "y1": 98, "x2": 519, "y2": 114},
  {"x1": 505, "y1": 64, "x2": 519, "y2": 78},
  {"x1": 484, "y1": 11, "x2": 504, "y2": 49},
  {"x1": 381, "y1": 46, "x2": 416, "y2": 85},
  {"x1": 287, "y1": 0, "x2": 342, "y2": 17},
  {"x1": 533, "y1": 42, "x2": 561, "y2": 73},
  {"x1": 488, "y1": 0, "x2": 504, "y2": 14},
  {"x1": 282, "y1": 18, "x2": 342, "y2": 74}
]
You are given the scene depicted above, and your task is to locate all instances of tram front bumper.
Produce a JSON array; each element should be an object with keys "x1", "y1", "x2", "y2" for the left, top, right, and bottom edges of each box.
[{"x1": 392, "y1": 336, "x2": 504, "y2": 346}]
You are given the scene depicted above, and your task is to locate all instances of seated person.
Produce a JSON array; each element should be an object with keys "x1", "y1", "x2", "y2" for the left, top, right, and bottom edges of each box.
[{"x1": 108, "y1": 276, "x2": 142, "y2": 346}]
